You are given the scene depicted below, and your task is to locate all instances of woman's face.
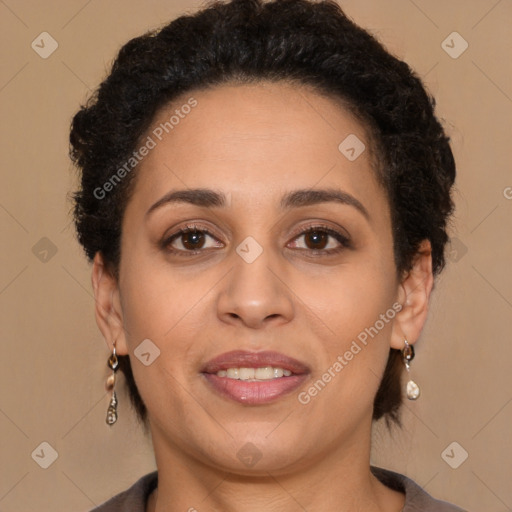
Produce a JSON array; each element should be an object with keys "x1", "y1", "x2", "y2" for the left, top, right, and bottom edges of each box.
[{"x1": 113, "y1": 82, "x2": 404, "y2": 474}]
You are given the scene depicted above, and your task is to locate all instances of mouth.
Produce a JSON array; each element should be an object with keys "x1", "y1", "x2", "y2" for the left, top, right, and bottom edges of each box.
[{"x1": 201, "y1": 350, "x2": 310, "y2": 405}]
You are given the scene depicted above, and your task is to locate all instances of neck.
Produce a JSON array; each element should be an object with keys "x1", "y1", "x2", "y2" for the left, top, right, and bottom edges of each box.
[{"x1": 147, "y1": 422, "x2": 404, "y2": 512}]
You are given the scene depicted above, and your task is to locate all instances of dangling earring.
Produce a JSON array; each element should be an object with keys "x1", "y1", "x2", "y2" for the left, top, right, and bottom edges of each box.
[
  {"x1": 105, "y1": 340, "x2": 119, "y2": 425},
  {"x1": 401, "y1": 339, "x2": 420, "y2": 400}
]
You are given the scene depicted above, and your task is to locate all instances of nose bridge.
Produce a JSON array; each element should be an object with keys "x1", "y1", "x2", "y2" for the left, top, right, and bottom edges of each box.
[{"x1": 217, "y1": 238, "x2": 294, "y2": 328}]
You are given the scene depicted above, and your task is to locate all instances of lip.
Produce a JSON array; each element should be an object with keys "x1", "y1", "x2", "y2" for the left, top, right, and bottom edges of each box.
[{"x1": 201, "y1": 350, "x2": 310, "y2": 405}]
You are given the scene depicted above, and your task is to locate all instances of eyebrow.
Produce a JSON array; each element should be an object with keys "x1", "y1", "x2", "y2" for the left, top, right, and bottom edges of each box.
[{"x1": 145, "y1": 187, "x2": 369, "y2": 220}]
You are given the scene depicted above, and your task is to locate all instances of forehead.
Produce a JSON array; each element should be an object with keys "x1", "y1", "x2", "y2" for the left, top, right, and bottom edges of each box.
[{"x1": 126, "y1": 81, "x2": 385, "y2": 214}]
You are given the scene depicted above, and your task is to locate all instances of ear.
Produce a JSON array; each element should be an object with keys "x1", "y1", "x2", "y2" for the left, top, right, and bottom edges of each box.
[
  {"x1": 91, "y1": 252, "x2": 128, "y2": 355},
  {"x1": 390, "y1": 240, "x2": 434, "y2": 349}
]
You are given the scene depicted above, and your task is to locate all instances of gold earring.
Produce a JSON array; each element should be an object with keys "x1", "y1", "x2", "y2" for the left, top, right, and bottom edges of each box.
[
  {"x1": 402, "y1": 339, "x2": 420, "y2": 400},
  {"x1": 105, "y1": 341, "x2": 119, "y2": 425}
]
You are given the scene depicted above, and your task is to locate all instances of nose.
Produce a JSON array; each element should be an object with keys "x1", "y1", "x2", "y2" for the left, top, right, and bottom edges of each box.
[{"x1": 216, "y1": 248, "x2": 294, "y2": 330}]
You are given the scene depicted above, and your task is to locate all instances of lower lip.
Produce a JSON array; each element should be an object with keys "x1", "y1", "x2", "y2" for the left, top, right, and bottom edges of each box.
[{"x1": 202, "y1": 373, "x2": 309, "y2": 405}]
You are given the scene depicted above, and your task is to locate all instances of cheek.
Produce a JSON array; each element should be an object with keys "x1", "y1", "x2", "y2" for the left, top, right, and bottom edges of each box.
[
  {"x1": 296, "y1": 281, "x2": 397, "y2": 423},
  {"x1": 119, "y1": 253, "x2": 208, "y2": 342},
  {"x1": 118, "y1": 267, "x2": 205, "y2": 421},
  {"x1": 293, "y1": 255, "x2": 397, "y2": 343},
  {"x1": 118, "y1": 256, "x2": 215, "y2": 396},
  {"x1": 291, "y1": 257, "x2": 398, "y2": 415}
]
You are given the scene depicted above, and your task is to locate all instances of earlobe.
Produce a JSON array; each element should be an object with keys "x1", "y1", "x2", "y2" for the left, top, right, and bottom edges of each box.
[
  {"x1": 390, "y1": 240, "x2": 434, "y2": 349},
  {"x1": 91, "y1": 252, "x2": 128, "y2": 355}
]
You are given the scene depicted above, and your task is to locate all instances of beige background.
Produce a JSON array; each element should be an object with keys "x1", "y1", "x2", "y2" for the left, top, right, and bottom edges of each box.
[{"x1": 1, "y1": 0, "x2": 511, "y2": 510}]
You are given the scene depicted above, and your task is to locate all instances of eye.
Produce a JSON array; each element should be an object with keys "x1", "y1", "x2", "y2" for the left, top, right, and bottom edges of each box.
[
  {"x1": 161, "y1": 222, "x2": 350, "y2": 257},
  {"x1": 288, "y1": 224, "x2": 351, "y2": 255},
  {"x1": 162, "y1": 224, "x2": 223, "y2": 255}
]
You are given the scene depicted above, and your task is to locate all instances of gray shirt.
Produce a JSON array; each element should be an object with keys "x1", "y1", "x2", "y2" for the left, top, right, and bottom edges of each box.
[{"x1": 90, "y1": 466, "x2": 467, "y2": 511}]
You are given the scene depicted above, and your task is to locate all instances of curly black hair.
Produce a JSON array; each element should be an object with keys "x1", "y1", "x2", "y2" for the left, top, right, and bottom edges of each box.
[{"x1": 69, "y1": 0, "x2": 456, "y2": 428}]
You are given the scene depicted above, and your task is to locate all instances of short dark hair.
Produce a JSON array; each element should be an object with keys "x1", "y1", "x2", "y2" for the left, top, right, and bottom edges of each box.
[{"x1": 70, "y1": 0, "x2": 456, "y2": 428}]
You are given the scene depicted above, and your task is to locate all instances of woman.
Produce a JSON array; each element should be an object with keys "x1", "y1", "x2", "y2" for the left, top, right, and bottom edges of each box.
[{"x1": 69, "y1": 0, "x2": 466, "y2": 510}]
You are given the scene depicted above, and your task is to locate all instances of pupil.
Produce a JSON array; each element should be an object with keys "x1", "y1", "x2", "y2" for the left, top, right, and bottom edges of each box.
[
  {"x1": 184, "y1": 231, "x2": 204, "y2": 249},
  {"x1": 307, "y1": 231, "x2": 327, "y2": 249}
]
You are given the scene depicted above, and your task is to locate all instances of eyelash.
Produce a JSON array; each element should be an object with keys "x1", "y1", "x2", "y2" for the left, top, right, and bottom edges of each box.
[{"x1": 161, "y1": 222, "x2": 351, "y2": 257}]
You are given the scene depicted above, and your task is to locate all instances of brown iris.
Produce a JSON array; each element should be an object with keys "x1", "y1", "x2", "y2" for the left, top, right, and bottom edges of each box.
[
  {"x1": 304, "y1": 230, "x2": 328, "y2": 250},
  {"x1": 181, "y1": 230, "x2": 205, "y2": 250}
]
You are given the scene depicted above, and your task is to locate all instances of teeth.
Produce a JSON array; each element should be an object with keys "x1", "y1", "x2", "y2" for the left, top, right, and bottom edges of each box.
[
  {"x1": 216, "y1": 366, "x2": 293, "y2": 380},
  {"x1": 226, "y1": 368, "x2": 239, "y2": 379},
  {"x1": 239, "y1": 368, "x2": 255, "y2": 380},
  {"x1": 273, "y1": 368, "x2": 284, "y2": 378}
]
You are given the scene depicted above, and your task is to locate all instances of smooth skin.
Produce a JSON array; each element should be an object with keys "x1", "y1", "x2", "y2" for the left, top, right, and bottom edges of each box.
[{"x1": 92, "y1": 81, "x2": 433, "y2": 512}]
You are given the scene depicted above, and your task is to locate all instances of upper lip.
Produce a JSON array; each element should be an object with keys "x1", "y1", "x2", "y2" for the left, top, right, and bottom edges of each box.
[{"x1": 202, "y1": 350, "x2": 310, "y2": 375}]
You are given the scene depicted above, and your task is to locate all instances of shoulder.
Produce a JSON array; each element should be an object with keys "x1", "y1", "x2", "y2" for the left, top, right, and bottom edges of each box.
[
  {"x1": 88, "y1": 467, "x2": 467, "y2": 511},
  {"x1": 371, "y1": 466, "x2": 467, "y2": 511},
  {"x1": 89, "y1": 471, "x2": 158, "y2": 512}
]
